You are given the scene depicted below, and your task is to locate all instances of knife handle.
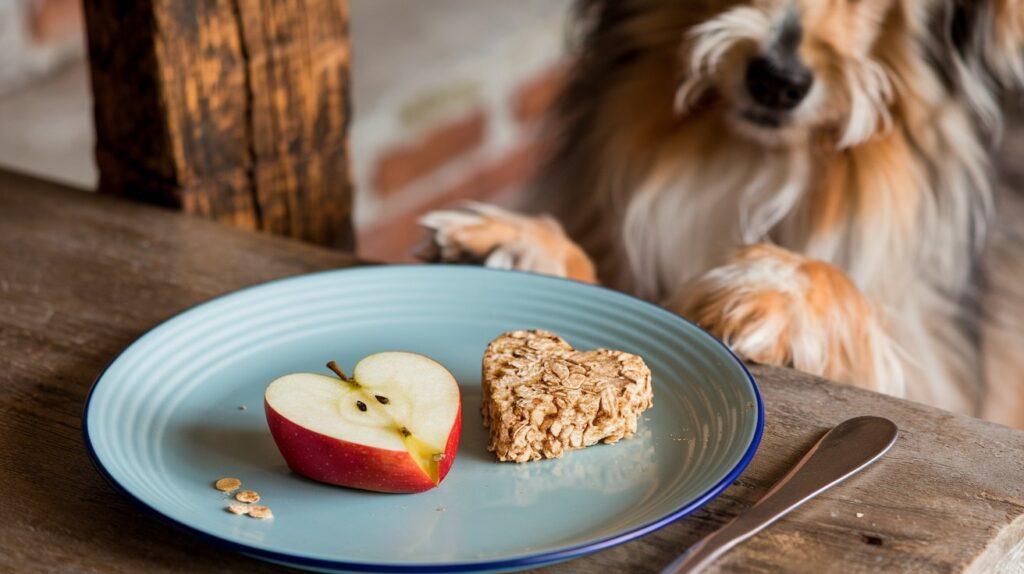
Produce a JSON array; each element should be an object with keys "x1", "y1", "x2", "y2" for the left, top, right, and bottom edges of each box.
[{"x1": 662, "y1": 416, "x2": 898, "y2": 574}]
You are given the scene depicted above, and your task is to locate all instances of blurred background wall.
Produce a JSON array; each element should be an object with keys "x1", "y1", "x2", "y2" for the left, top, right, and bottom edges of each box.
[{"x1": 0, "y1": 0, "x2": 573, "y2": 261}]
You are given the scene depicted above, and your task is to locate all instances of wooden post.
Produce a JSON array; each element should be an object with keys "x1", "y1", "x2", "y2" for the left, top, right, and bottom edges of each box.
[{"x1": 82, "y1": 0, "x2": 354, "y2": 250}]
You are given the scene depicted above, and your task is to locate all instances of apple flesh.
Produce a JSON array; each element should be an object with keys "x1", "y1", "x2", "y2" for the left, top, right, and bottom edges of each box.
[{"x1": 265, "y1": 352, "x2": 462, "y2": 493}]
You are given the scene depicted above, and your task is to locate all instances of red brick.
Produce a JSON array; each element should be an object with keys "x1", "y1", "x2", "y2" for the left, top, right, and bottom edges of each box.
[
  {"x1": 31, "y1": 0, "x2": 83, "y2": 43},
  {"x1": 372, "y1": 111, "x2": 487, "y2": 197},
  {"x1": 359, "y1": 141, "x2": 542, "y2": 263},
  {"x1": 512, "y1": 63, "x2": 567, "y2": 126}
]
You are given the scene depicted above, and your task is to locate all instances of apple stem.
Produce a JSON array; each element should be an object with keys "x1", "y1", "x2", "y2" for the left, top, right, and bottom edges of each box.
[{"x1": 326, "y1": 361, "x2": 359, "y2": 387}]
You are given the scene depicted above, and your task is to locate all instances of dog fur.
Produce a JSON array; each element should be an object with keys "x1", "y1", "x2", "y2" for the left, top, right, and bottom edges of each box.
[{"x1": 421, "y1": 0, "x2": 1024, "y2": 427}]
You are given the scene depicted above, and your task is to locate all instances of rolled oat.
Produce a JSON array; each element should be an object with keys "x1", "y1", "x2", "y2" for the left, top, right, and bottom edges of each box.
[
  {"x1": 226, "y1": 504, "x2": 250, "y2": 515},
  {"x1": 248, "y1": 505, "x2": 273, "y2": 519},
  {"x1": 234, "y1": 490, "x2": 260, "y2": 503},
  {"x1": 214, "y1": 477, "x2": 241, "y2": 492}
]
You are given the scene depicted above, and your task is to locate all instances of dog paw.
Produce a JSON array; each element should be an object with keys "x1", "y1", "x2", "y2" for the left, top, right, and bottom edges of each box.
[
  {"x1": 418, "y1": 203, "x2": 596, "y2": 283},
  {"x1": 672, "y1": 244, "x2": 906, "y2": 397}
]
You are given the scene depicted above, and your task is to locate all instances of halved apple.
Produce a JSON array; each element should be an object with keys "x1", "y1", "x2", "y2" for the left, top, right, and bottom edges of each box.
[{"x1": 264, "y1": 352, "x2": 462, "y2": 493}]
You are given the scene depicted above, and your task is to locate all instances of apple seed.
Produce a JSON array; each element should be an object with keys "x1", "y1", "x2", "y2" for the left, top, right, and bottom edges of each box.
[
  {"x1": 235, "y1": 490, "x2": 261, "y2": 503},
  {"x1": 214, "y1": 477, "x2": 241, "y2": 492},
  {"x1": 374, "y1": 395, "x2": 390, "y2": 405},
  {"x1": 226, "y1": 504, "x2": 250, "y2": 515},
  {"x1": 249, "y1": 505, "x2": 273, "y2": 519},
  {"x1": 399, "y1": 427, "x2": 411, "y2": 437},
  {"x1": 356, "y1": 400, "x2": 367, "y2": 412}
]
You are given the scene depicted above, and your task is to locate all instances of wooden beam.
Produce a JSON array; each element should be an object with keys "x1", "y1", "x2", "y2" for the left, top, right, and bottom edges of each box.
[{"x1": 82, "y1": 0, "x2": 354, "y2": 249}]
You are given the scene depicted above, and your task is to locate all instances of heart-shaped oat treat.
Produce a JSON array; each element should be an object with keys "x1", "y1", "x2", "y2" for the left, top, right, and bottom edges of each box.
[{"x1": 481, "y1": 330, "x2": 653, "y2": 462}]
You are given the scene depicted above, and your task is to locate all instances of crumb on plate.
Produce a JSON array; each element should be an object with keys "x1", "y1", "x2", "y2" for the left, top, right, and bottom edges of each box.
[
  {"x1": 235, "y1": 490, "x2": 260, "y2": 503},
  {"x1": 215, "y1": 477, "x2": 241, "y2": 492}
]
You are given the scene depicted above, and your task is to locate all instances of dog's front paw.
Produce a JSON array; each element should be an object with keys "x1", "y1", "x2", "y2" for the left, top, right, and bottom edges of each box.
[
  {"x1": 672, "y1": 244, "x2": 905, "y2": 397},
  {"x1": 418, "y1": 203, "x2": 596, "y2": 283}
]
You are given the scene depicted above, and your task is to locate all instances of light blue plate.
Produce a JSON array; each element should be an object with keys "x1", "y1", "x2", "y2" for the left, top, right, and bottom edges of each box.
[{"x1": 84, "y1": 266, "x2": 763, "y2": 573}]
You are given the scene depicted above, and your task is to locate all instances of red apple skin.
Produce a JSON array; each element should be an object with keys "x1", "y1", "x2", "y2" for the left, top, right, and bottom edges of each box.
[{"x1": 265, "y1": 397, "x2": 462, "y2": 494}]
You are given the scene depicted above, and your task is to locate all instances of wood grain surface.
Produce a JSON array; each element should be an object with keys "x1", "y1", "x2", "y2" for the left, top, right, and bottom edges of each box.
[
  {"x1": 1, "y1": 169, "x2": 1022, "y2": 573},
  {"x1": 82, "y1": 0, "x2": 354, "y2": 248}
]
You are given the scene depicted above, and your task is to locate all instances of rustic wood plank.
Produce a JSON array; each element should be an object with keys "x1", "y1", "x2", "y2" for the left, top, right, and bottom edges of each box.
[
  {"x1": 529, "y1": 366, "x2": 1024, "y2": 574},
  {"x1": 81, "y1": 0, "x2": 354, "y2": 248},
  {"x1": 0, "y1": 170, "x2": 355, "y2": 574},
  {"x1": 1, "y1": 169, "x2": 1022, "y2": 573}
]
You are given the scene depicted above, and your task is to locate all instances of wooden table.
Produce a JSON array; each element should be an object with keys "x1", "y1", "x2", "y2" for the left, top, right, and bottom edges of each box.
[{"x1": 2, "y1": 168, "x2": 1023, "y2": 573}]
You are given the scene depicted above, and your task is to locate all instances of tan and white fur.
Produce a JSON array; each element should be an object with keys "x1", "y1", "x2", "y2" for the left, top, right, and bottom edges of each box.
[{"x1": 420, "y1": 0, "x2": 1024, "y2": 427}]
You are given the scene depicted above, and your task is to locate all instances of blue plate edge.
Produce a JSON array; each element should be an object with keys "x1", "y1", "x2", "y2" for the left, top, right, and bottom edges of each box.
[{"x1": 81, "y1": 264, "x2": 766, "y2": 573}]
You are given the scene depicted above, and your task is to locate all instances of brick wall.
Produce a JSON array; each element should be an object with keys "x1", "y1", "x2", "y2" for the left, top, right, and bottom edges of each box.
[
  {"x1": 356, "y1": 65, "x2": 565, "y2": 262},
  {"x1": 350, "y1": 2, "x2": 572, "y2": 262}
]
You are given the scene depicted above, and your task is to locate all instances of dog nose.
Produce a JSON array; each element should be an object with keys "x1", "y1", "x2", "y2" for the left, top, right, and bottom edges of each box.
[{"x1": 745, "y1": 55, "x2": 813, "y2": 111}]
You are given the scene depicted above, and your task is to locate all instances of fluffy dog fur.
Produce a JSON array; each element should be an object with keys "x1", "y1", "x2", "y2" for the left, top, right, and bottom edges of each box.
[{"x1": 421, "y1": 0, "x2": 1024, "y2": 427}]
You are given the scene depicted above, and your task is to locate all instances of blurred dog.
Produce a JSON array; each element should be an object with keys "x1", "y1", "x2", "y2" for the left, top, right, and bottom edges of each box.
[{"x1": 421, "y1": 0, "x2": 1024, "y2": 426}]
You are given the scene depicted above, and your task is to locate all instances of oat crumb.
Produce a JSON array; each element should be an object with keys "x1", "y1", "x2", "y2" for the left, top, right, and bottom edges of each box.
[
  {"x1": 856, "y1": 512, "x2": 865, "y2": 518},
  {"x1": 249, "y1": 505, "x2": 273, "y2": 519},
  {"x1": 226, "y1": 504, "x2": 250, "y2": 515},
  {"x1": 215, "y1": 477, "x2": 241, "y2": 492},
  {"x1": 235, "y1": 490, "x2": 261, "y2": 503}
]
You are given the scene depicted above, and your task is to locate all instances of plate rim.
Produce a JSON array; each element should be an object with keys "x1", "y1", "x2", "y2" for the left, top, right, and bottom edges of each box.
[{"x1": 82, "y1": 264, "x2": 764, "y2": 573}]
